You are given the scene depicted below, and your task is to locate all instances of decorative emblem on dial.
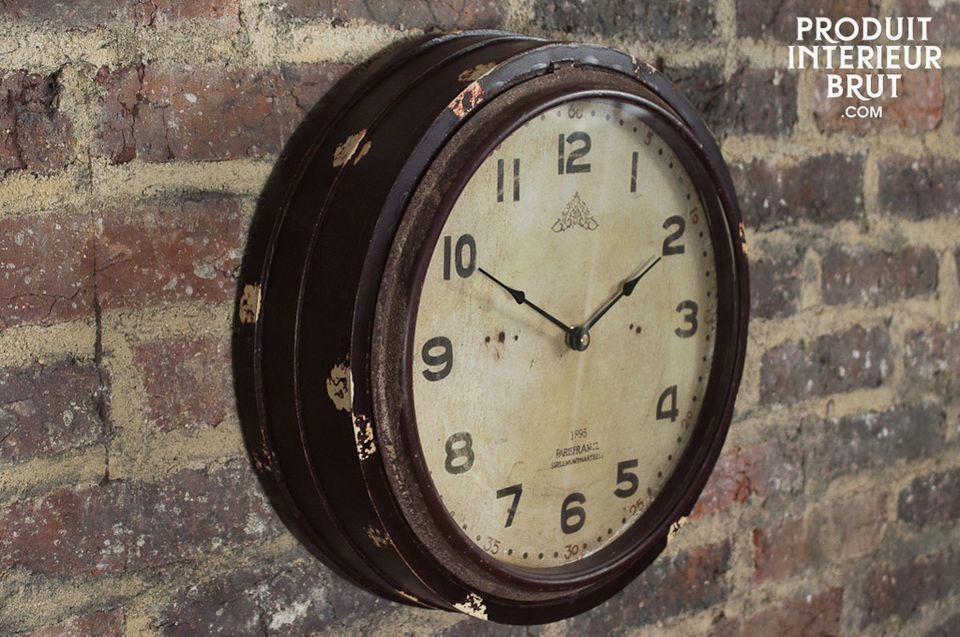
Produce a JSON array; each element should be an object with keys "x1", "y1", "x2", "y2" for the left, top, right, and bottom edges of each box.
[
  {"x1": 234, "y1": 30, "x2": 749, "y2": 625},
  {"x1": 552, "y1": 192, "x2": 599, "y2": 232}
]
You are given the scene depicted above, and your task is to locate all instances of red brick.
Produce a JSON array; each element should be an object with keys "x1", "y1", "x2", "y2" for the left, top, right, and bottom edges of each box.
[
  {"x1": 897, "y1": 0, "x2": 960, "y2": 47},
  {"x1": 662, "y1": 65, "x2": 797, "y2": 138},
  {"x1": 736, "y1": 0, "x2": 875, "y2": 40},
  {"x1": 93, "y1": 63, "x2": 348, "y2": 164},
  {"x1": 0, "y1": 70, "x2": 74, "y2": 174},
  {"x1": 905, "y1": 323, "x2": 960, "y2": 396},
  {"x1": 96, "y1": 196, "x2": 245, "y2": 310},
  {"x1": 754, "y1": 491, "x2": 887, "y2": 581},
  {"x1": 740, "y1": 588, "x2": 843, "y2": 637},
  {"x1": 879, "y1": 155, "x2": 960, "y2": 220},
  {"x1": 817, "y1": 402, "x2": 946, "y2": 479},
  {"x1": 566, "y1": 541, "x2": 731, "y2": 631},
  {"x1": 279, "y1": 0, "x2": 507, "y2": 29},
  {"x1": 730, "y1": 154, "x2": 864, "y2": 230},
  {"x1": 0, "y1": 0, "x2": 238, "y2": 26},
  {"x1": 898, "y1": 466, "x2": 960, "y2": 526},
  {"x1": 813, "y1": 70, "x2": 943, "y2": 135},
  {"x1": 753, "y1": 515, "x2": 808, "y2": 582},
  {"x1": 154, "y1": 559, "x2": 391, "y2": 636},
  {"x1": 0, "y1": 358, "x2": 108, "y2": 466},
  {"x1": 0, "y1": 213, "x2": 96, "y2": 331},
  {"x1": 862, "y1": 547, "x2": 960, "y2": 627},
  {"x1": 691, "y1": 441, "x2": 803, "y2": 519},
  {"x1": 135, "y1": 336, "x2": 231, "y2": 432},
  {"x1": 0, "y1": 463, "x2": 280, "y2": 577},
  {"x1": 23, "y1": 610, "x2": 123, "y2": 637},
  {"x1": 749, "y1": 254, "x2": 804, "y2": 319},
  {"x1": 821, "y1": 245, "x2": 938, "y2": 306},
  {"x1": 761, "y1": 325, "x2": 893, "y2": 405}
]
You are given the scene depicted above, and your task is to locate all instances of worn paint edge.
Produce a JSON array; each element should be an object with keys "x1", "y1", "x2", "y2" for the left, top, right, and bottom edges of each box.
[
  {"x1": 239, "y1": 283, "x2": 262, "y2": 324},
  {"x1": 326, "y1": 360, "x2": 353, "y2": 412},
  {"x1": 453, "y1": 592, "x2": 488, "y2": 620},
  {"x1": 332, "y1": 129, "x2": 369, "y2": 167},
  {"x1": 448, "y1": 82, "x2": 485, "y2": 120}
]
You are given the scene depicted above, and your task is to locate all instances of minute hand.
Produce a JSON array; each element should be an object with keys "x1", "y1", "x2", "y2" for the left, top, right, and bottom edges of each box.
[
  {"x1": 477, "y1": 267, "x2": 573, "y2": 335},
  {"x1": 581, "y1": 256, "x2": 662, "y2": 332}
]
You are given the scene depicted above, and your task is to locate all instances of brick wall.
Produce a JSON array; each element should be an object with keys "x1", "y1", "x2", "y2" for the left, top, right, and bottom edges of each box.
[{"x1": 0, "y1": 1, "x2": 957, "y2": 635}]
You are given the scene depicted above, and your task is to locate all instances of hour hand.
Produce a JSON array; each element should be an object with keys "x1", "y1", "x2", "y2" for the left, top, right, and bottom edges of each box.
[{"x1": 477, "y1": 267, "x2": 573, "y2": 336}]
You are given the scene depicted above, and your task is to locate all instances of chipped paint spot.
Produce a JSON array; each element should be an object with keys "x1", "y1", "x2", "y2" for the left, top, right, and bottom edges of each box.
[
  {"x1": 397, "y1": 590, "x2": 420, "y2": 603},
  {"x1": 667, "y1": 516, "x2": 687, "y2": 544},
  {"x1": 353, "y1": 140, "x2": 372, "y2": 165},
  {"x1": 458, "y1": 62, "x2": 496, "y2": 82},
  {"x1": 739, "y1": 222, "x2": 749, "y2": 257},
  {"x1": 365, "y1": 524, "x2": 392, "y2": 548},
  {"x1": 634, "y1": 59, "x2": 657, "y2": 78},
  {"x1": 332, "y1": 129, "x2": 367, "y2": 167},
  {"x1": 448, "y1": 83, "x2": 485, "y2": 120},
  {"x1": 353, "y1": 413, "x2": 377, "y2": 460},
  {"x1": 239, "y1": 284, "x2": 261, "y2": 324},
  {"x1": 326, "y1": 361, "x2": 352, "y2": 412},
  {"x1": 453, "y1": 593, "x2": 488, "y2": 620}
]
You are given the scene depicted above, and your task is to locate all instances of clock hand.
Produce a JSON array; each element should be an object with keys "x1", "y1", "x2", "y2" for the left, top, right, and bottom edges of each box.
[
  {"x1": 580, "y1": 255, "x2": 662, "y2": 334},
  {"x1": 477, "y1": 267, "x2": 574, "y2": 336}
]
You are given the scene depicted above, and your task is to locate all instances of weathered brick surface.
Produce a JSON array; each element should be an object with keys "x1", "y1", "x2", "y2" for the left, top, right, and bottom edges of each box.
[
  {"x1": 135, "y1": 336, "x2": 231, "y2": 431},
  {"x1": 22, "y1": 610, "x2": 124, "y2": 637},
  {"x1": 898, "y1": 467, "x2": 960, "y2": 526},
  {"x1": 740, "y1": 588, "x2": 844, "y2": 637},
  {"x1": 565, "y1": 542, "x2": 731, "y2": 633},
  {"x1": 760, "y1": 325, "x2": 893, "y2": 405},
  {"x1": 0, "y1": 358, "x2": 108, "y2": 466},
  {"x1": 0, "y1": 0, "x2": 239, "y2": 26},
  {"x1": 0, "y1": 1, "x2": 958, "y2": 634},
  {"x1": 0, "y1": 213, "x2": 95, "y2": 330},
  {"x1": 862, "y1": 547, "x2": 960, "y2": 627},
  {"x1": 691, "y1": 440, "x2": 803, "y2": 519},
  {"x1": 535, "y1": 0, "x2": 716, "y2": 40},
  {"x1": 753, "y1": 490, "x2": 887, "y2": 581},
  {"x1": 813, "y1": 70, "x2": 943, "y2": 135},
  {"x1": 731, "y1": 154, "x2": 864, "y2": 230},
  {"x1": 0, "y1": 463, "x2": 279, "y2": 576},
  {"x1": 736, "y1": 0, "x2": 876, "y2": 40},
  {"x1": 96, "y1": 196, "x2": 245, "y2": 310},
  {"x1": 905, "y1": 323, "x2": 960, "y2": 396},
  {"x1": 94, "y1": 63, "x2": 347, "y2": 164},
  {"x1": 816, "y1": 402, "x2": 946, "y2": 479},
  {"x1": 154, "y1": 559, "x2": 389, "y2": 636},
  {"x1": 663, "y1": 65, "x2": 797, "y2": 138},
  {"x1": 0, "y1": 70, "x2": 75, "y2": 174},
  {"x1": 821, "y1": 245, "x2": 939, "y2": 306},
  {"x1": 878, "y1": 156, "x2": 960, "y2": 220},
  {"x1": 749, "y1": 254, "x2": 804, "y2": 319}
]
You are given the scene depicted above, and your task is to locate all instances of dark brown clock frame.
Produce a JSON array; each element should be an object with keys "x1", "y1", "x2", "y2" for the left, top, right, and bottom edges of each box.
[{"x1": 234, "y1": 30, "x2": 749, "y2": 625}]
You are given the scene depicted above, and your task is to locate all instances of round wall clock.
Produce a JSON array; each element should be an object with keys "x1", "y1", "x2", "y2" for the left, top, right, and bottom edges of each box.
[{"x1": 234, "y1": 30, "x2": 749, "y2": 624}]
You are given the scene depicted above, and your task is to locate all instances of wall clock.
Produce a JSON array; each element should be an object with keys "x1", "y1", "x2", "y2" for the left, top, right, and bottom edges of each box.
[{"x1": 234, "y1": 30, "x2": 749, "y2": 624}]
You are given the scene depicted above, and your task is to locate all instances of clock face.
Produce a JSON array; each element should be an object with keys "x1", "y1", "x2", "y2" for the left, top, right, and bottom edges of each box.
[{"x1": 411, "y1": 97, "x2": 718, "y2": 568}]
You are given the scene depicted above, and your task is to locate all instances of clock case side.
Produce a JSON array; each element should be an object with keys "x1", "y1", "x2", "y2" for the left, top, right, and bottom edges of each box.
[
  {"x1": 234, "y1": 31, "x2": 546, "y2": 610},
  {"x1": 368, "y1": 49, "x2": 750, "y2": 622}
]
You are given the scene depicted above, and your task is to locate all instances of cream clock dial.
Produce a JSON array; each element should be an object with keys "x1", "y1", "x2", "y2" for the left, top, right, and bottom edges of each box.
[{"x1": 413, "y1": 97, "x2": 717, "y2": 567}]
